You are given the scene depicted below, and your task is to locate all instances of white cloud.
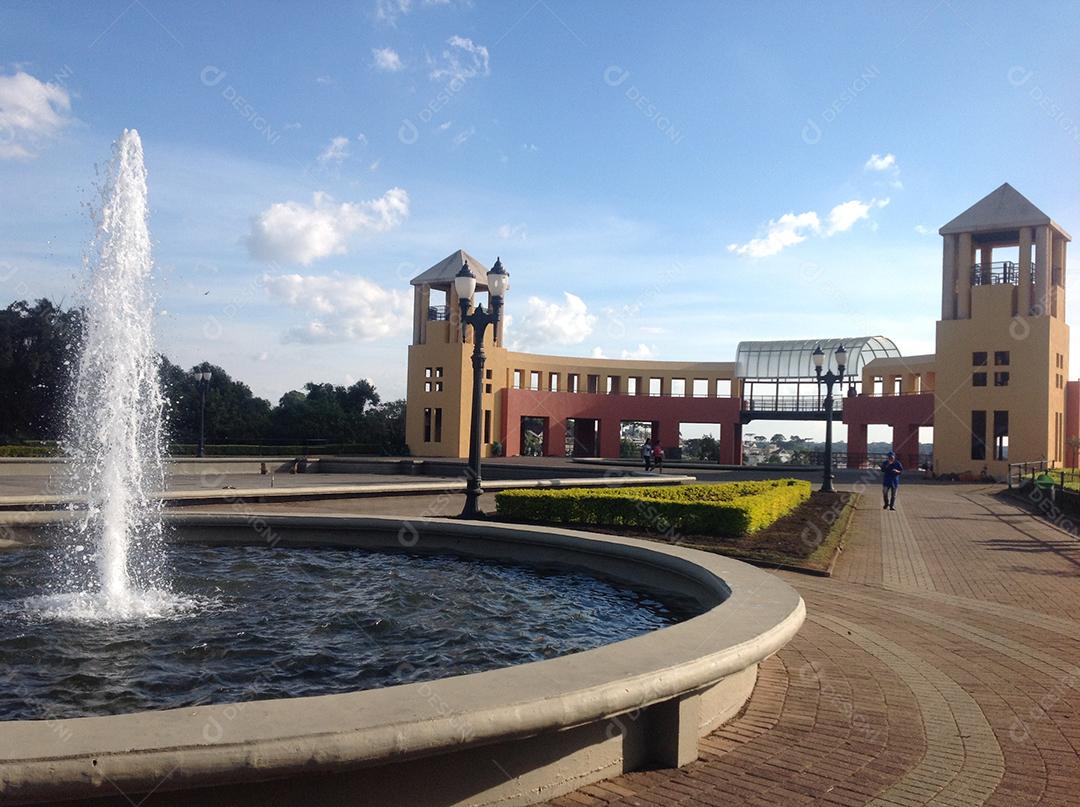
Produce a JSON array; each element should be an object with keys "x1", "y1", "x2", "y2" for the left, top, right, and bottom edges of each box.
[
  {"x1": 864, "y1": 152, "x2": 896, "y2": 172},
  {"x1": 825, "y1": 197, "x2": 889, "y2": 236},
  {"x1": 317, "y1": 135, "x2": 350, "y2": 165},
  {"x1": 508, "y1": 292, "x2": 596, "y2": 348},
  {"x1": 497, "y1": 223, "x2": 527, "y2": 240},
  {"x1": 729, "y1": 198, "x2": 889, "y2": 257},
  {"x1": 0, "y1": 70, "x2": 73, "y2": 160},
  {"x1": 247, "y1": 188, "x2": 410, "y2": 265},
  {"x1": 378, "y1": 0, "x2": 463, "y2": 23},
  {"x1": 864, "y1": 152, "x2": 902, "y2": 188},
  {"x1": 591, "y1": 347, "x2": 606, "y2": 358},
  {"x1": 429, "y1": 36, "x2": 490, "y2": 84},
  {"x1": 438, "y1": 120, "x2": 452, "y2": 131},
  {"x1": 727, "y1": 211, "x2": 821, "y2": 258},
  {"x1": 621, "y1": 343, "x2": 656, "y2": 360},
  {"x1": 315, "y1": 75, "x2": 334, "y2": 85},
  {"x1": 914, "y1": 224, "x2": 933, "y2": 235},
  {"x1": 263, "y1": 273, "x2": 412, "y2": 343},
  {"x1": 372, "y1": 47, "x2": 404, "y2": 72}
]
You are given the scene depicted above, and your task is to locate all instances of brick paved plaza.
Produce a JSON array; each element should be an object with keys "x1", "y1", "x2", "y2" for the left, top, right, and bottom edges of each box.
[{"x1": 544, "y1": 485, "x2": 1080, "y2": 807}]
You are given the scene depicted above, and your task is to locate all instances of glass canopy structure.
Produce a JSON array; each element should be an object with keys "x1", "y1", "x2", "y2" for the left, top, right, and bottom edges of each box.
[{"x1": 734, "y1": 337, "x2": 901, "y2": 379}]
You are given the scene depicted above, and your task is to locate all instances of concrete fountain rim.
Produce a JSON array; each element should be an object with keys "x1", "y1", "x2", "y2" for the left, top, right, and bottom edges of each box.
[{"x1": 0, "y1": 512, "x2": 805, "y2": 804}]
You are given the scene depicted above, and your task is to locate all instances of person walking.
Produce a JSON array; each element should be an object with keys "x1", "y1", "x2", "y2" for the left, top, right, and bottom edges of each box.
[
  {"x1": 652, "y1": 440, "x2": 665, "y2": 473},
  {"x1": 640, "y1": 439, "x2": 653, "y2": 472},
  {"x1": 880, "y1": 450, "x2": 903, "y2": 510}
]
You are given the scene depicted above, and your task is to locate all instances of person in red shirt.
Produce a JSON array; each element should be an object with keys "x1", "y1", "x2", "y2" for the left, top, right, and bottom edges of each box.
[{"x1": 652, "y1": 440, "x2": 665, "y2": 473}]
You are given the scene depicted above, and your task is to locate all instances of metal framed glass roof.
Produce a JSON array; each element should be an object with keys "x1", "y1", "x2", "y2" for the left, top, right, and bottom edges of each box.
[{"x1": 734, "y1": 336, "x2": 901, "y2": 379}]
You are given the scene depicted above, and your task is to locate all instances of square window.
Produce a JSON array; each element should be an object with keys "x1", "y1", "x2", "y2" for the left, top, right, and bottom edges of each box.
[
  {"x1": 994, "y1": 351, "x2": 1010, "y2": 366},
  {"x1": 434, "y1": 381, "x2": 443, "y2": 392},
  {"x1": 485, "y1": 369, "x2": 493, "y2": 379},
  {"x1": 485, "y1": 383, "x2": 492, "y2": 393},
  {"x1": 972, "y1": 352, "x2": 987, "y2": 366},
  {"x1": 994, "y1": 371, "x2": 1009, "y2": 387},
  {"x1": 435, "y1": 366, "x2": 444, "y2": 377},
  {"x1": 424, "y1": 381, "x2": 432, "y2": 392},
  {"x1": 972, "y1": 372, "x2": 987, "y2": 387}
]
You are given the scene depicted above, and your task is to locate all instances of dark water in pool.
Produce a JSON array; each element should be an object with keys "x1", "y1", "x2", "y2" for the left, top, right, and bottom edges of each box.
[{"x1": 0, "y1": 545, "x2": 700, "y2": 720}]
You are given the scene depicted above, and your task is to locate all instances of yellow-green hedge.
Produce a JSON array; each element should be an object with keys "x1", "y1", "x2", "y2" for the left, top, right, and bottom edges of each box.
[{"x1": 495, "y1": 479, "x2": 810, "y2": 537}]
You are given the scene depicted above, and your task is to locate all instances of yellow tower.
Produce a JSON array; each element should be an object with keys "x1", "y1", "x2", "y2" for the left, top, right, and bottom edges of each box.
[
  {"x1": 935, "y1": 184, "x2": 1070, "y2": 475},
  {"x1": 405, "y1": 250, "x2": 506, "y2": 458}
]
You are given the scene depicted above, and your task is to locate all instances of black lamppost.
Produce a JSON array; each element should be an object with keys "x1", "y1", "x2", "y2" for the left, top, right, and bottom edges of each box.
[
  {"x1": 812, "y1": 344, "x2": 846, "y2": 493},
  {"x1": 194, "y1": 369, "x2": 212, "y2": 458},
  {"x1": 455, "y1": 258, "x2": 510, "y2": 519}
]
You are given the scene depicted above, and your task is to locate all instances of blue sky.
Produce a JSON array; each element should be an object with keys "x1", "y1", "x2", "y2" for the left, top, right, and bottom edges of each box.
[{"x1": 2, "y1": 0, "x2": 1080, "y2": 440}]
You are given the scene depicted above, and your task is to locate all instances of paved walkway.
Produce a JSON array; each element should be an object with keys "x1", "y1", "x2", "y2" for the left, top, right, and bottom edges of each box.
[{"x1": 544, "y1": 485, "x2": 1080, "y2": 807}]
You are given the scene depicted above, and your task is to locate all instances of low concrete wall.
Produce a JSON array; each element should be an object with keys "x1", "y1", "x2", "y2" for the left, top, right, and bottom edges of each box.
[{"x1": 0, "y1": 515, "x2": 805, "y2": 807}]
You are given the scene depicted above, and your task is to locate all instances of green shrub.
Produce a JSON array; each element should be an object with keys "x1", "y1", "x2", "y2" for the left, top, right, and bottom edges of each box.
[
  {"x1": 0, "y1": 445, "x2": 60, "y2": 457},
  {"x1": 495, "y1": 479, "x2": 810, "y2": 537}
]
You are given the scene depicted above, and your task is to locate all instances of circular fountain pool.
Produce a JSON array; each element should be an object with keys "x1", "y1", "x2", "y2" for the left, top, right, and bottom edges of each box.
[{"x1": 0, "y1": 543, "x2": 698, "y2": 720}]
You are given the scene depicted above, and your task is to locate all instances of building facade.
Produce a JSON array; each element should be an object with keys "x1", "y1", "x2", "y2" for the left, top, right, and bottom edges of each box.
[{"x1": 405, "y1": 186, "x2": 1078, "y2": 476}]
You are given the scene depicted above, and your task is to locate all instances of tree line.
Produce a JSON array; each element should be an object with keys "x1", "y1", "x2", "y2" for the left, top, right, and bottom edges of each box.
[{"x1": 0, "y1": 299, "x2": 406, "y2": 453}]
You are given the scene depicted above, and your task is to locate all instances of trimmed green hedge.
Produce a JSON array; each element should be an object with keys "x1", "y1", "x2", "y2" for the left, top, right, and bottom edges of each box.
[
  {"x1": 0, "y1": 445, "x2": 60, "y2": 457},
  {"x1": 495, "y1": 479, "x2": 810, "y2": 538}
]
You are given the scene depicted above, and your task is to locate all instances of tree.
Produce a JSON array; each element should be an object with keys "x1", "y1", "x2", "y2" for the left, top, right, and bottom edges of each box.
[
  {"x1": 160, "y1": 358, "x2": 271, "y2": 445},
  {"x1": 0, "y1": 299, "x2": 83, "y2": 441}
]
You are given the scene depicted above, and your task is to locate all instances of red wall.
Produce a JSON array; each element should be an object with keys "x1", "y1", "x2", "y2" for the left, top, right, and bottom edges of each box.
[
  {"x1": 502, "y1": 388, "x2": 744, "y2": 461},
  {"x1": 1067, "y1": 381, "x2": 1080, "y2": 467}
]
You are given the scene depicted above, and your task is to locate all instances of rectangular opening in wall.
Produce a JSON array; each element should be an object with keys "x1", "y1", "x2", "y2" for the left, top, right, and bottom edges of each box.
[
  {"x1": 425, "y1": 367, "x2": 432, "y2": 378},
  {"x1": 973, "y1": 351, "x2": 987, "y2": 366},
  {"x1": 671, "y1": 378, "x2": 686, "y2": 397},
  {"x1": 484, "y1": 409, "x2": 491, "y2": 444},
  {"x1": 606, "y1": 375, "x2": 621, "y2": 394},
  {"x1": 873, "y1": 376, "x2": 884, "y2": 395},
  {"x1": 587, "y1": 374, "x2": 600, "y2": 394},
  {"x1": 424, "y1": 381, "x2": 432, "y2": 392},
  {"x1": 568, "y1": 373, "x2": 579, "y2": 393},
  {"x1": 434, "y1": 408, "x2": 443, "y2": 442},
  {"x1": 423, "y1": 408, "x2": 432, "y2": 442},
  {"x1": 994, "y1": 371, "x2": 1009, "y2": 387},
  {"x1": 716, "y1": 379, "x2": 732, "y2": 397},
  {"x1": 649, "y1": 377, "x2": 662, "y2": 396},
  {"x1": 434, "y1": 381, "x2": 443, "y2": 392},
  {"x1": 549, "y1": 372, "x2": 559, "y2": 392},
  {"x1": 994, "y1": 351, "x2": 1010, "y2": 366},
  {"x1": 513, "y1": 369, "x2": 522, "y2": 389},
  {"x1": 627, "y1": 377, "x2": 639, "y2": 395},
  {"x1": 529, "y1": 371, "x2": 541, "y2": 391},
  {"x1": 973, "y1": 372, "x2": 987, "y2": 387},
  {"x1": 892, "y1": 377, "x2": 902, "y2": 395},
  {"x1": 692, "y1": 379, "x2": 708, "y2": 397},
  {"x1": 971, "y1": 410, "x2": 986, "y2": 461},
  {"x1": 435, "y1": 366, "x2": 444, "y2": 377},
  {"x1": 993, "y1": 410, "x2": 1009, "y2": 460}
]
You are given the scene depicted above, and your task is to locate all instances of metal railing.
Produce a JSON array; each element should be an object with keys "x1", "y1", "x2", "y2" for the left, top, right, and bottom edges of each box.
[
  {"x1": 743, "y1": 395, "x2": 842, "y2": 413},
  {"x1": 427, "y1": 305, "x2": 450, "y2": 321},
  {"x1": 1007, "y1": 459, "x2": 1050, "y2": 489},
  {"x1": 971, "y1": 261, "x2": 1023, "y2": 286}
]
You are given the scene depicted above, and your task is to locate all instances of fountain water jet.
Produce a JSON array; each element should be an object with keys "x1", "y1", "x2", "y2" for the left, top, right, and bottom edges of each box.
[{"x1": 45, "y1": 129, "x2": 185, "y2": 620}]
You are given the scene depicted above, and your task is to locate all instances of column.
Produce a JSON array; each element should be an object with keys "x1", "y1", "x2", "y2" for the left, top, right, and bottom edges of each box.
[
  {"x1": 1019, "y1": 226, "x2": 1033, "y2": 315},
  {"x1": 847, "y1": 422, "x2": 868, "y2": 468},
  {"x1": 892, "y1": 422, "x2": 920, "y2": 471},
  {"x1": 600, "y1": 418, "x2": 622, "y2": 459},
  {"x1": 1035, "y1": 224, "x2": 1051, "y2": 316},
  {"x1": 957, "y1": 232, "x2": 973, "y2": 319},
  {"x1": 980, "y1": 244, "x2": 993, "y2": 284},
  {"x1": 941, "y1": 233, "x2": 957, "y2": 320},
  {"x1": 657, "y1": 419, "x2": 681, "y2": 451},
  {"x1": 547, "y1": 418, "x2": 567, "y2": 458},
  {"x1": 720, "y1": 421, "x2": 743, "y2": 465},
  {"x1": 1052, "y1": 233, "x2": 1066, "y2": 319}
]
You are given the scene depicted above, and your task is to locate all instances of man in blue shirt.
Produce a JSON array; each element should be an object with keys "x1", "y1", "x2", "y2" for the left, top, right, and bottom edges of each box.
[{"x1": 881, "y1": 451, "x2": 903, "y2": 510}]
